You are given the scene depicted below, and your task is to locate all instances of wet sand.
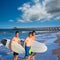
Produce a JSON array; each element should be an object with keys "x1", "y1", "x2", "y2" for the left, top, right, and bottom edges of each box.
[
  {"x1": 55, "y1": 34, "x2": 60, "y2": 43},
  {"x1": 52, "y1": 34, "x2": 60, "y2": 60}
]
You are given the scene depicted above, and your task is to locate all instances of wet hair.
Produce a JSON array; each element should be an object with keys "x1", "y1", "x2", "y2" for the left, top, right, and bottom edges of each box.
[
  {"x1": 32, "y1": 31, "x2": 35, "y2": 36},
  {"x1": 32, "y1": 31, "x2": 35, "y2": 33},
  {"x1": 15, "y1": 31, "x2": 19, "y2": 34},
  {"x1": 29, "y1": 32, "x2": 33, "y2": 36}
]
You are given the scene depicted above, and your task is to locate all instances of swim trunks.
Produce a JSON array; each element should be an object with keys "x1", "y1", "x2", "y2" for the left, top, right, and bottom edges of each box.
[{"x1": 25, "y1": 46, "x2": 32, "y2": 56}]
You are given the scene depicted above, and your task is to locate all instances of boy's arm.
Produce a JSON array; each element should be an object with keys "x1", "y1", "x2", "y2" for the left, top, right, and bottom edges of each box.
[
  {"x1": 10, "y1": 37, "x2": 14, "y2": 51},
  {"x1": 24, "y1": 38, "x2": 26, "y2": 48},
  {"x1": 18, "y1": 38, "x2": 20, "y2": 44}
]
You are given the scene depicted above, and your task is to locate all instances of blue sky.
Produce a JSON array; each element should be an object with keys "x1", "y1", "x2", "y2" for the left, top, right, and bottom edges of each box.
[{"x1": 0, "y1": 0, "x2": 60, "y2": 28}]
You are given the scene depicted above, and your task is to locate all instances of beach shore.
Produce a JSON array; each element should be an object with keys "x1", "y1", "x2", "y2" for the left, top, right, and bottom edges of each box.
[
  {"x1": 52, "y1": 33, "x2": 60, "y2": 60},
  {"x1": 55, "y1": 34, "x2": 60, "y2": 43}
]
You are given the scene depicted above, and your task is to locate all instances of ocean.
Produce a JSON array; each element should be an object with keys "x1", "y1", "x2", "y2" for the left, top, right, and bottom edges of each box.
[{"x1": 0, "y1": 29, "x2": 60, "y2": 60}]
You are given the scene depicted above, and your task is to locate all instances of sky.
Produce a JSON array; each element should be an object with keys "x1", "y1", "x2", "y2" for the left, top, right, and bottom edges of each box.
[{"x1": 0, "y1": 0, "x2": 60, "y2": 28}]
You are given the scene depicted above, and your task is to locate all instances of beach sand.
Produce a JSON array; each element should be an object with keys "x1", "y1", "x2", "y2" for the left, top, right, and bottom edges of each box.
[
  {"x1": 55, "y1": 34, "x2": 60, "y2": 43},
  {"x1": 52, "y1": 34, "x2": 60, "y2": 60}
]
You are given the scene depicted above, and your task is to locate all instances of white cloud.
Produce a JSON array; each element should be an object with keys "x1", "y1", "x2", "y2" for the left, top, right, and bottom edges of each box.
[
  {"x1": 18, "y1": 3, "x2": 31, "y2": 11},
  {"x1": 9, "y1": 20, "x2": 14, "y2": 22},
  {"x1": 33, "y1": 0, "x2": 40, "y2": 3},
  {"x1": 45, "y1": 0, "x2": 60, "y2": 16},
  {"x1": 18, "y1": 0, "x2": 52, "y2": 22},
  {"x1": 55, "y1": 16, "x2": 60, "y2": 20},
  {"x1": 17, "y1": 0, "x2": 60, "y2": 23},
  {"x1": 17, "y1": 19, "x2": 25, "y2": 23}
]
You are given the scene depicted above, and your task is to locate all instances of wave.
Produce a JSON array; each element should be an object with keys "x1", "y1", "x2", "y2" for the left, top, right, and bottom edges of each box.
[{"x1": 0, "y1": 43, "x2": 3, "y2": 46}]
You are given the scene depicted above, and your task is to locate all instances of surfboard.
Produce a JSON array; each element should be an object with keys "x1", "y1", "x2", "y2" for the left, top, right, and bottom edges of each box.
[
  {"x1": 31, "y1": 41, "x2": 47, "y2": 53},
  {"x1": 1, "y1": 39, "x2": 25, "y2": 53},
  {"x1": 1, "y1": 39, "x2": 47, "y2": 53}
]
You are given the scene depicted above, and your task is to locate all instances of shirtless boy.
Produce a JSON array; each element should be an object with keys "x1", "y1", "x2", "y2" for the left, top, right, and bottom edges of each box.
[
  {"x1": 10, "y1": 31, "x2": 20, "y2": 60},
  {"x1": 24, "y1": 31, "x2": 36, "y2": 60}
]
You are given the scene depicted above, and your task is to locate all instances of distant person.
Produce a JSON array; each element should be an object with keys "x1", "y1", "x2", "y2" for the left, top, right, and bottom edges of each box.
[
  {"x1": 10, "y1": 31, "x2": 20, "y2": 60},
  {"x1": 24, "y1": 31, "x2": 36, "y2": 60}
]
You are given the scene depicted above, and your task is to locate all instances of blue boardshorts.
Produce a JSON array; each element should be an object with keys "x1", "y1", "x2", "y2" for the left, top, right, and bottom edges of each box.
[{"x1": 25, "y1": 46, "x2": 33, "y2": 56}]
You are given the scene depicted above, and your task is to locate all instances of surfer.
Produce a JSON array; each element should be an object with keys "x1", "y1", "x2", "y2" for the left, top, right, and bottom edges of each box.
[
  {"x1": 30, "y1": 31, "x2": 36, "y2": 60},
  {"x1": 31, "y1": 31, "x2": 36, "y2": 56},
  {"x1": 10, "y1": 31, "x2": 20, "y2": 60},
  {"x1": 24, "y1": 31, "x2": 36, "y2": 60}
]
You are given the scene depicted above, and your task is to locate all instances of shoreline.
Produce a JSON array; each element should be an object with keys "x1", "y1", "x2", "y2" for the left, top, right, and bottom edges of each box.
[{"x1": 52, "y1": 34, "x2": 60, "y2": 60}]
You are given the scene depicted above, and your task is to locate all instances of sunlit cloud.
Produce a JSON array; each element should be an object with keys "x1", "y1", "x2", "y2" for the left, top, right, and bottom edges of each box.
[
  {"x1": 9, "y1": 19, "x2": 14, "y2": 22},
  {"x1": 17, "y1": 0, "x2": 60, "y2": 23},
  {"x1": 17, "y1": 19, "x2": 25, "y2": 23}
]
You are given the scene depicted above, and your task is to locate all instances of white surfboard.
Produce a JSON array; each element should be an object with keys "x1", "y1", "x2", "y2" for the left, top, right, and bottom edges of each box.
[
  {"x1": 31, "y1": 41, "x2": 47, "y2": 53},
  {"x1": 1, "y1": 39, "x2": 25, "y2": 53},
  {"x1": 1, "y1": 39, "x2": 47, "y2": 53}
]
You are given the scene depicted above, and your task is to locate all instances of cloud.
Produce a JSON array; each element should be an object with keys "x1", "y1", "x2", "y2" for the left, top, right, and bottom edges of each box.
[
  {"x1": 17, "y1": 3, "x2": 31, "y2": 12},
  {"x1": 18, "y1": 0, "x2": 52, "y2": 22},
  {"x1": 45, "y1": 0, "x2": 60, "y2": 16},
  {"x1": 33, "y1": 0, "x2": 40, "y2": 3},
  {"x1": 54, "y1": 16, "x2": 60, "y2": 20},
  {"x1": 9, "y1": 20, "x2": 14, "y2": 22},
  {"x1": 17, "y1": 19, "x2": 25, "y2": 23},
  {"x1": 17, "y1": 0, "x2": 60, "y2": 23}
]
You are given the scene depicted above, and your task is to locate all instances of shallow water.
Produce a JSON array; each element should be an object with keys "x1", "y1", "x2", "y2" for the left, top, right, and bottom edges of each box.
[{"x1": 0, "y1": 30, "x2": 60, "y2": 60}]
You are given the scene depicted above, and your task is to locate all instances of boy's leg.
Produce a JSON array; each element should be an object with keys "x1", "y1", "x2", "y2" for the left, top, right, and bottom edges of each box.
[
  {"x1": 29, "y1": 55, "x2": 34, "y2": 60},
  {"x1": 13, "y1": 52, "x2": 18, "y2": 60},
  {"x1": 13, "y1": 55, "x2": 18, "y2": 60},
  {"x1": 28, "y1": 56, "x2": 31, "y2": 60}
]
